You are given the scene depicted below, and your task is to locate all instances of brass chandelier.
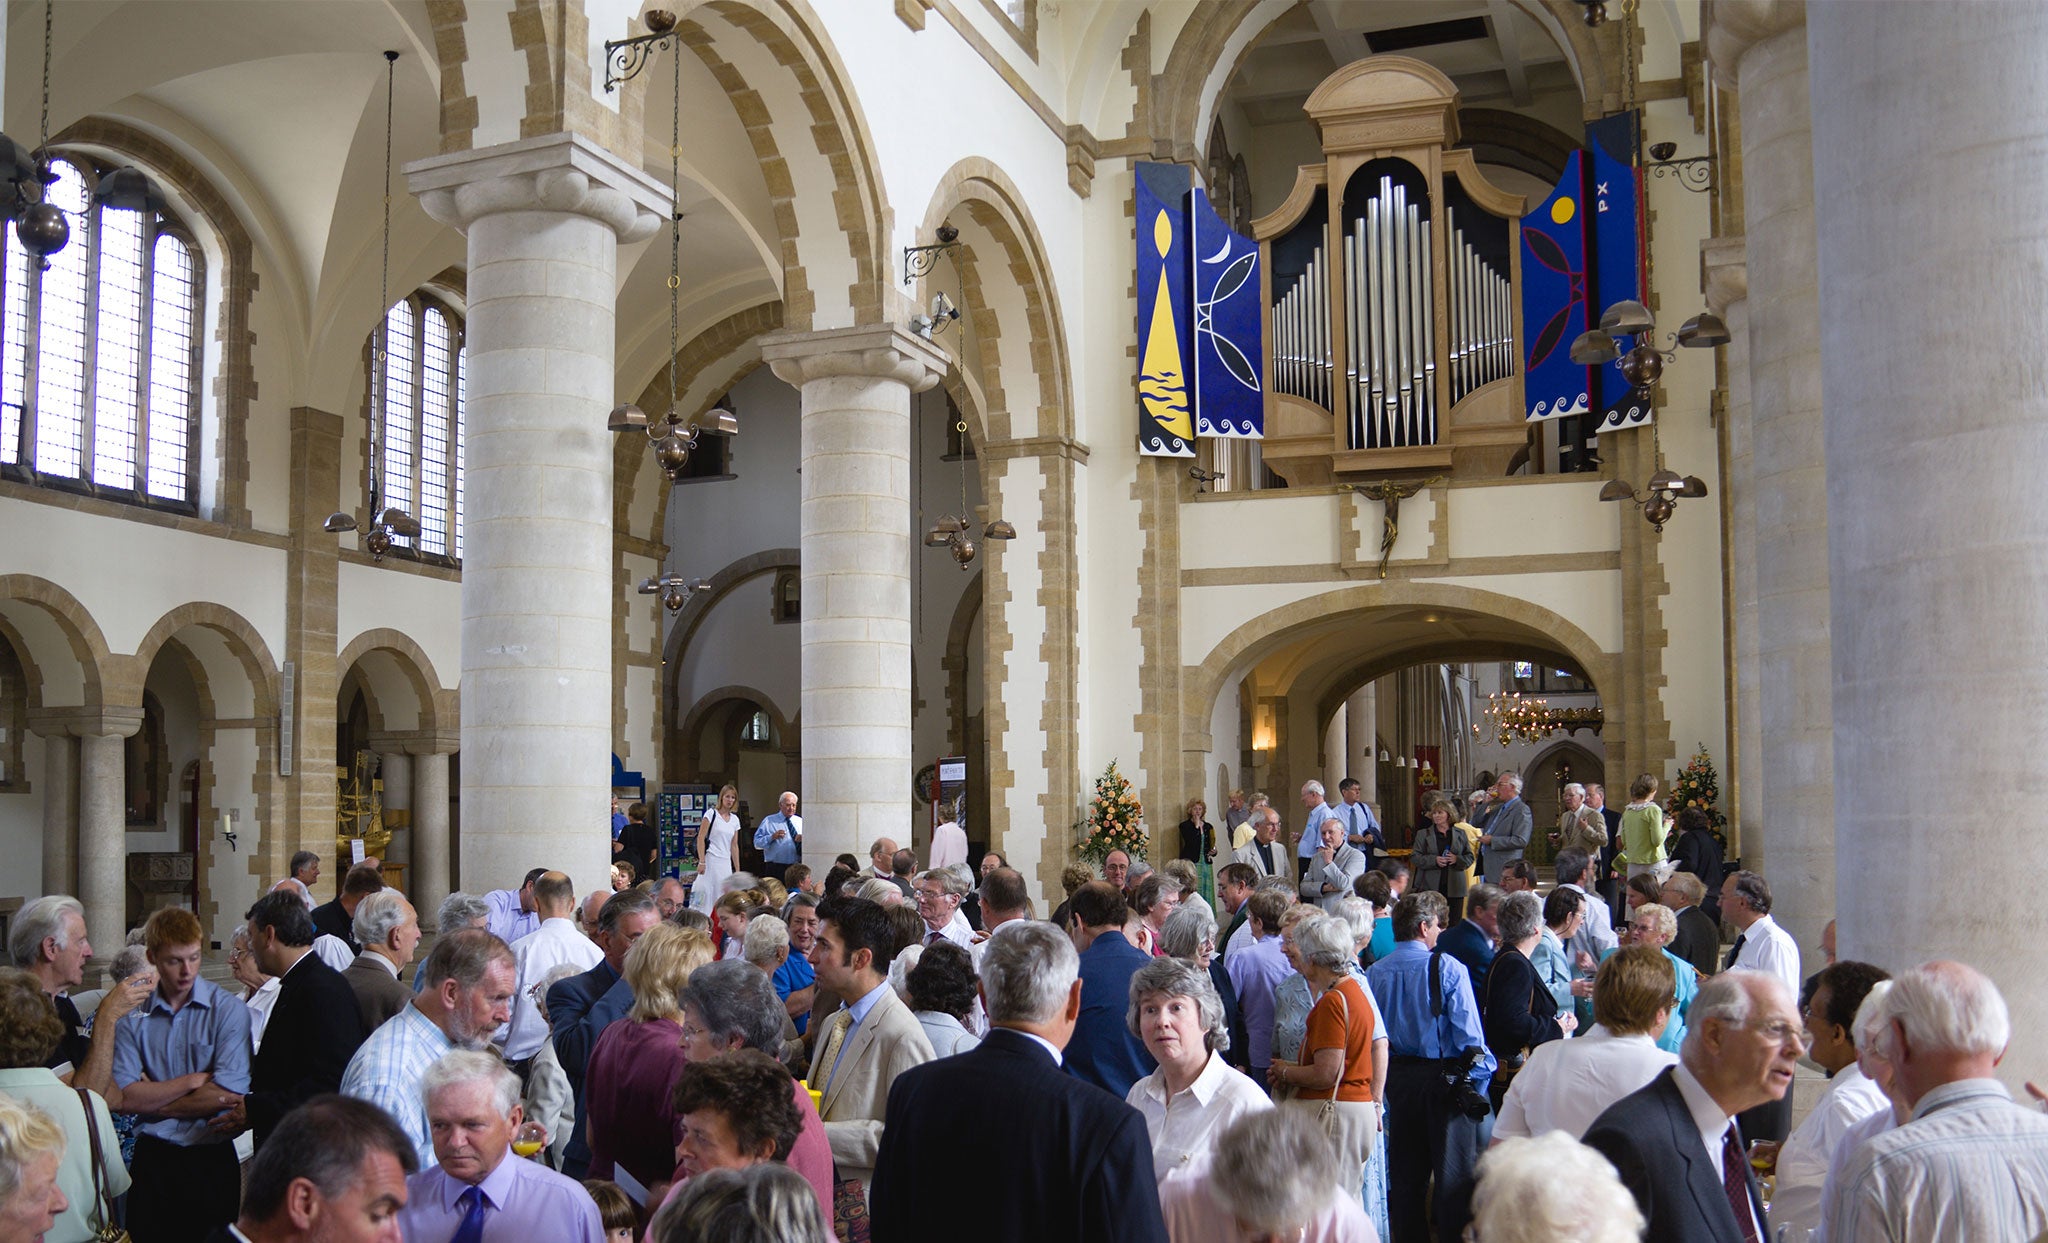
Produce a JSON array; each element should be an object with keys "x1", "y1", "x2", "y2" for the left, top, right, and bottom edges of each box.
[{"x1": 1569, "y1": 298, "x2": 1721, "y2": 533}]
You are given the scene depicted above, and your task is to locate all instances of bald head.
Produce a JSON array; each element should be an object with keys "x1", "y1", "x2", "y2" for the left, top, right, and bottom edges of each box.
[
  {"x1": 579, "y1": 891, "x2": 607, "y2": 940},
  {"x1": 532, "y1": 871, "x2": 575, "y2": 918}
]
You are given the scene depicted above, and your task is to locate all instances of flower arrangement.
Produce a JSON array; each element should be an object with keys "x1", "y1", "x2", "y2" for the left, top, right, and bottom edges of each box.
[
  {"x1": 1076, "y1": 759, "x2": 1147, "y2": 862},
  {"x1": 1665, "y1": 743, "x2": 1728, "y2": 847}
]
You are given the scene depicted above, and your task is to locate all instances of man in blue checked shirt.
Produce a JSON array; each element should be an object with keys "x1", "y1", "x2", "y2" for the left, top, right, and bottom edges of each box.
[
  {"x1": 1367, "y1": 890, "x2": 1495, "y2": 1243},
  {"x1": 753, "y1": 790, "x2": 804, "y2": 886}
]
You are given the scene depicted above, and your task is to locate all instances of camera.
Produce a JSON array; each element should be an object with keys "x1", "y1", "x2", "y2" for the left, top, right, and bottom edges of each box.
[{"x1": 1440, "y1": 1046, "x2": 1491, "y2": 1120}]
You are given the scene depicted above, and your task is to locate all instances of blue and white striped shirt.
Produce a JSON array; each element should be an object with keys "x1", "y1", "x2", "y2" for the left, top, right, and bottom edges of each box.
[
  {"x1": 340, "y1": 1002, "x2": 453, "y2": 1170},
  {"x1": 1823, "y1": 1077, "x2": 2048, "y2": 1243}
]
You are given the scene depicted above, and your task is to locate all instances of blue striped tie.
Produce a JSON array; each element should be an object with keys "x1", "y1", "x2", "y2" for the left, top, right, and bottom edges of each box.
[{"x1": 451, "y1": 1185, "x2": 489, "y2": 1243}]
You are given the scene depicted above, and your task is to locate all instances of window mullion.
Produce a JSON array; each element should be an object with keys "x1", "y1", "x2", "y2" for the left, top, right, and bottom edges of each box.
[
  {"x1": 20, "y1": 250, "x2": 42, "y2": 474},
  {"x1": 78, "y1": 197, "x2": 101, "y2": 488},
  {"x1": 410, "y1": 301, "x2": 426, "y2": 549},
  {"x1": 136, "y1": 218, "x2": 158, "y2": 495}
]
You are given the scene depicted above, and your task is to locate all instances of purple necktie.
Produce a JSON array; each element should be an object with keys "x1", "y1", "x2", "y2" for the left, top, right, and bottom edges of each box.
[
  {"x1": 1720, "y1": 1126, "x2": 1761, "y2": 1243},
  {"x1": 452, "y1": 1185, "x2": 489, "y2": 1243}
]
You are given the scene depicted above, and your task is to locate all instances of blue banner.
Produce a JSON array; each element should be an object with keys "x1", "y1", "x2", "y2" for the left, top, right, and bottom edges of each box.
[
  {"x1": 1519, "y1": 150, "x2": 1589, "y2": 423},
  {"x1": 1589, "y1": 142, "x2": 1649, "y2": 434},
  {"x1": 1187, "y1": 185, "x2": 1264, "y2": 438},
  {"x1": 1136, "y1": 162, "x2": 1196, "y2": 457}
]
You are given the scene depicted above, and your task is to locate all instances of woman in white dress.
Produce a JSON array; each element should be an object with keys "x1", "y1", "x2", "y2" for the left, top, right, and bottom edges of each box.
[{"x1": 689, "y1": 785, "x2": 740, "y2": 914}]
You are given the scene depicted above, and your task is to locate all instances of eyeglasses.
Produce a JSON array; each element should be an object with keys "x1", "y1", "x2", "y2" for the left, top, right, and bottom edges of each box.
[
  {"x1": 913, "y1": 889, "x2": 954, "y2": 904},
  {"x1": 1745, "y1": 1019, "x2": 1812, "y2": 1050}
]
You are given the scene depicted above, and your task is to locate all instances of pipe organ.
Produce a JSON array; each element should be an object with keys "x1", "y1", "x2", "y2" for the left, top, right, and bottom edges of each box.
[{"x1": 1254, "y1": 56, "x2": 1531, "y2": 480}]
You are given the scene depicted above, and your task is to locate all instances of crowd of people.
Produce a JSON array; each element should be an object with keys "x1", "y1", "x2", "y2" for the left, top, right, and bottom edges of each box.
[{"x1": 3, "y1": 771, "x2": 2046, "y2": 1243}]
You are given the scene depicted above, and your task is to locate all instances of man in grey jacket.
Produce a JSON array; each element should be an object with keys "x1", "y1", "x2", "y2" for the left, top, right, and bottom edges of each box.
[
  {"x1": 1477, "y1": 771, "x2": 1532, "y2": 880},
  {"x1": 1299, "y1": 819, "x2": 1366, "y2": 913}
]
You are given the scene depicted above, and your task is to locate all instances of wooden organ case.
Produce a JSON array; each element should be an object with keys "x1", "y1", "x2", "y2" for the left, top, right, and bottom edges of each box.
[{"x1": 1255, "y1": 57, "x2": 1530, "y2": 484}]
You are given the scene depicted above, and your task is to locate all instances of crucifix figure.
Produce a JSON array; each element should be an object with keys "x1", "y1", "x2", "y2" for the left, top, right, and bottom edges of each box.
[{"x1": 1352, "y1": 477, "x2": 1444, "y2": 579}]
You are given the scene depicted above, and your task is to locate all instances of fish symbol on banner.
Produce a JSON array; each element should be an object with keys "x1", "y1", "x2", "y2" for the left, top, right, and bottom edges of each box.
[{"x1": 1138, "y1": 209, "x2": 1194, "y2": 443}]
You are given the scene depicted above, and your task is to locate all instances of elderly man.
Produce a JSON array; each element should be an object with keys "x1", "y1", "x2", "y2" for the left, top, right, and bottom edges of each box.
[
  {"x1": 1761, "y1": 960, "x2": 1890, "y2": 1242},
  {"x1": 652, "y1": 877, "x2": 689, "y2": 921},
  {"x1": 1099, "y1": 848, "x2": 1131, "y2": 892},
  {"x1": 1215, "y1": 863, "x2": 1258, "y2": 960},
  {"x1": 1553, "y1": 783, "x2": 1606, "y2": 859},
  {"x1": 1496, "y1": 860, "x2": 1537, "y2": 895},
  {"x1": 1553, "y1": 848, "x2": 1618, "y2": 966},
  {"x1": 482, "y1": 868, "x2": 547, "y2": 946},
  {"x1": 267, "y1": 879, "x2": 355, "y2": 971},
  {"x1": 344, "y1": 889, "x2": 419, "y2": 1030},
  {"x1": 869, "y1": 921, "x2": 1169, "y2": 1243},
  {"x1": 868, "y1": 837, "x2": 900, "y2": 884},
  {"x1": 1659, "y1": 872, "x2": 1721, "y2": 979},
  {"x1": 1585, "y1": 782, "x2": 1624, "y2": 915},
  {"x1": 498, "y1": 872, "x2": 601, "y2": 1079},
  {"x1": 1494, "y1": 946, "x2": 1679, "y2": 1142},
  {"x1": 220, "y1": 1095, "x2": 417, "y2": 1243},
  {"x1": 1822, "y1": 962, "x2": 2048, "y2": 1242},
  {"x1": 806, "y1": 896, "x2": 935, "y2": 1235},
  {"x1": 546, "y1": 889, "x2": 659, "y2": 1180},
  {"x1": 1330, "y1": 778, "x2": 1382, "y2": 862},
  {"x1": 1476, "y1": 772, "x2": 1531, "y2": 881},
  {"x1": 227, "y1": 891, "x2": 368, "y2": 1150},
  {"x1": 396, "y1": 1051, "x2": 602, "y2": 1241},
  {"x1": 341, "y1": 928, "x2": 517, "y2": 1170},
  {"x1": 310, "y1": 863, "x2": 384, "y2": 956},
  {"x1": 1720, "y1": 870, "x2": 1802, "y2": 1144},
  {"x1": 114, "y1": 907, "x2": 251, "y2": 1242},
  {"x1": 1583, "y1": 969, "x2": 1801, "y2": 1243},
  {"x1": 752, "y1": 791, "x2": 804, "y2": 885},
  {"x1": 913, "y1": 867, "x2": 975, "y2": 950},
  {"x1": 8, "y1": 894, "x2": 149, "y2": 1102},
  {"x1": 779, "y1": 893, "x2": 822, "y2": 1033},
  {"x1": 977, "y1": 867, "x2": 1031, "y2": 934},
  {"x1": 1293, "y1": 780, "x2": 1338, "y2": 863},
  {"x1": 1230, "y1": 807, "x2": 1294, "y2": 886},
  {"x1": 288, "y1": 850, "x2": 322, "y2": 890},
  {"x1": 1297, "y1": 818, "x2": 1366, "y2": 914}
]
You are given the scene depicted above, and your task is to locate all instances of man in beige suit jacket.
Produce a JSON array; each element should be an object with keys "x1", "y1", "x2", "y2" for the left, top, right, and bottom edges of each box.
[
  {"x1": 807, "y1": 896, "x2": 936, "y2": 1234},
  {"x1": 1229, "y1": 807, "x2": 1296, "y2": 887}
]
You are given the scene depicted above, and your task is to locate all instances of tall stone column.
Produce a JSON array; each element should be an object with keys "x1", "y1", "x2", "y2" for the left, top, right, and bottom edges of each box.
[
  {"x1": 1809, "y1": 1, "x2": 2048, "y2": 1084},
  {"x1": 409, "y1": 135, "x2": 664, "y2": 901},
  {"x1": 1347, "y1": 687, "x2": 1377, "y2": 808},
  {"x1": 760, "y1": 325, "x2": 949, "y2": 870},
  {"x1": 1702, "y1": 239, "x2": 1755, "y2": 852},
  {"x1": 379, "y1": 751, "x2": 412, "y2": 875},
  {"x1": 1707, "y1": 1, "x2": 1831, "y2": 955},
  {"x1": 410, "y1": 748, "x2": 452, "y2": 926},
  {"x1": 34, "y1": 728, "x2": 76, "y2": 896},
  {"x1": 77, "y1": 719, "x2": 139, "y2": 959}
]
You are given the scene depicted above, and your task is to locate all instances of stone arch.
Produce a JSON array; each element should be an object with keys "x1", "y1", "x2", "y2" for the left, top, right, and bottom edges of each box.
[
  {"x1": 123, "y1": 603, "x2": 280, "y2": 720},
  {"x1": 337, "y1": 628, "x2": 452, "y2": 736},
  {"x1": 1525, "y1": 737, "x2": 1604, "y2": 790},
  {"x1": 0, "y1": 576, "x2": 113, "y2": 710},
  {"x1": 676, "y1": 684, "x2": 795, "y2": 782},
  {"x1": 942, "y1": 570, "x2": 984, "y2": 750},
  {"x1": 660, "y1": 548, "x2": 800, "y2": 775}
]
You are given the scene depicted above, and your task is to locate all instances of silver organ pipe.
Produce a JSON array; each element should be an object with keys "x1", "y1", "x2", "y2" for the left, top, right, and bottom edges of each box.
[
  {"x1": 1447, "y1": 207, "x2": 1514, "y2": 405},
  {"x1": 1270, "y1": 241, "x2": 1334, "y2": 411}
]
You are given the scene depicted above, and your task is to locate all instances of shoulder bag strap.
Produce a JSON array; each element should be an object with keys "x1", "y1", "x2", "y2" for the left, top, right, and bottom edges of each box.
[{"x1": 75, "y1": 1087, "x2": 113, "y2": 1231}]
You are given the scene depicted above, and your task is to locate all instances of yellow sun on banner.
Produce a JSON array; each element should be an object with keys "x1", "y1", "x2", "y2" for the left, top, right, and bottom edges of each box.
[
  {"x1": 1551, "y1": 197, "x2": 1576, "y2": 225},
  {"x1": 1138, "y1": 209, "x2": 1193, "y2": 443}
]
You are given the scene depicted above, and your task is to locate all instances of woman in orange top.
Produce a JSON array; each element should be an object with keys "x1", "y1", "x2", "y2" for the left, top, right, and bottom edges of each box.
[{"x1": 1267, "y1": 912, "x2": 1383, "y2": 1188}]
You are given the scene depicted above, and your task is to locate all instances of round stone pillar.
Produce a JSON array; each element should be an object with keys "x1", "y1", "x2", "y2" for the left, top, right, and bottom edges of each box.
[
  {"x1": 410, "y1": 749, "x2": 452, "y2": 926},
  {"x1": 33, "y1": 728, "x2": 77, "y2": 897},
  {"x1": 409, "y1": 135, "x2": 664, "y2": 902},
  {"x1": 78, "y1": 721, "x2": 139, "y2": 959},
  {"x1": 1347, "y1": 687, "x2": 1377, "y2": 808},
  {"x1": 1702, "y1": 238, "x2": 1756, "y2": 851},
  {"x1": 1809, "y1": 1, "x2": 2048, "y2": 1085},
  {"x1": 761, "y1": 325, "x2": 949, "y2": 871},
  {"x1": 1708, "y1": 0, "x2": 1832, "y2": 956},
  {"x1": 379, "y1": 751, "x2": 412, "y2": 874}
]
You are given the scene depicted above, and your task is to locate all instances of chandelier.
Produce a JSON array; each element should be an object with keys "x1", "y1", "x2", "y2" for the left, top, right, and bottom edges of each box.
[
  {"x1": 1478, "y1": 692, "x2": 1603, "y2": 746},
  {"x1": 639, "y1": 571, "x2": 706, "y2": 615},
  {"x1": 924, "y1": 416, "x2": 1015, "y2": 568},
  {"x1": 1569, "y1": 299, "x2": 1720, "y2": 533}
]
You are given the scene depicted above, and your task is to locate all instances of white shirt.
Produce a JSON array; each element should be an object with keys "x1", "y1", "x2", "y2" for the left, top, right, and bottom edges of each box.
[
  {"x1": 1771, "y1": 1063, "x2": 1890, "y2": 1241},
  {"x1": 1823, "y1": 1078, "x2": 2048, "y2": 1243},
  {"x1": 1224, "y1": 915, "x2": 1257, "y2": 965},
  {"x1": 311, "y1": 933, "x2": 356, "y2": 973},
  {"x1": 1729, "y1": 913, "x2": 1801, "y2": 996},
  {"x1": 245, "y1": 976, "x2": 282, "y2": 1051},
  {"x1": 1493, "y1": 1024, "x2": 1677, "y2": 1141},
  {"x1": 1671, "y1": 1062, "x2": 1764, "y2": 1243},
  {"x1": 499, "y1": 917, "x2": 602, "y2": 1061},
  {"x1": 1559, "y1": 883, "x2": 1617, "y2": 961},
  {"x1": 929, "y1": 821, "x2": 968, "y2": 871},
  {"x1": 1814, "y1": 1097, "x2": 1900, "y2": 1243},
  {"x1": 1126, "y1": 1052, "x2": 1274, "y2": 1184}
]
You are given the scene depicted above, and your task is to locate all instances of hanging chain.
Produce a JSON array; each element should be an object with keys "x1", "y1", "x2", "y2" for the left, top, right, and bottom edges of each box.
[
  {"x1": 957, "y1": 418, "x2": 970, "y2": 518},
  {"x1": 38, "y1": 0, "x2": 52, "y2": 150},
  {"x1": 371, "y1": 50, "x2": 398, "y2": 515},
  {"x1": 666, "y1": 50, "x2": 681, "y2": 424}
]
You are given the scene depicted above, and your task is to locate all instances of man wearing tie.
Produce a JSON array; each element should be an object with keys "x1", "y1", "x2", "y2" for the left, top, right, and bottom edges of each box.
[
  {"x1": 398, "y1": 1051, "x2": 603, "y2": 1242},
  {"x1": 1331, "y1": 778, "x2": 1385, "y2": 870},
  {"x1": 1477, "y1": 772, "x2": 1532, "y2": 882},
  {"x1": 753, "y1": 791, "x2": 804, "y2": 886}
]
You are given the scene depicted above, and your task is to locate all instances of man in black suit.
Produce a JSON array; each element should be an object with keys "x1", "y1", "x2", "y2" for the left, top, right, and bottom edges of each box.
[
  {"x1": 1583, "y1": 968, "x2": 1802, "y2": 1243},
  {"x1": 205, "y1": 1095, "x2": 416, "y2": 1243},
  {"x1": 1661, "y1": 872, "x2": 1723, "y2": 978},
  {"x1": 309, "y1": 862, "x2": 384, "y2": 955},
  {"x1": 1586, "y1": 782, "x2": 1626, "y2": 922},
  {"x1": 547, "y1": 889, "x2": 660, "y2": 1178},
  {"x1": 218, "y1": 891, "x2": 368, "y2": 1150},
  {"x1": 869, "y1": 920, "x2": 1168, "y2": 1243}
]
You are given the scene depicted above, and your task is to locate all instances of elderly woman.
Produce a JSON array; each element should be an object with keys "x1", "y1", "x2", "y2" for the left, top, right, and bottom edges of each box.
[
  {"x1": 1608, "y1": 903, "x2": 1697, "y2": 1053},
  {"x1": 1533, "y1": 885, "x2": 1583, "y2": 1014},
  {"x1": 1159, "y1": 904, "x2": 1245, "y2": 1070},
  {"x1": 905, "y1": 942, "x2": 981, "y2": 1058},
  {"x1": 1157, "y1": 1108, "x2": 1375, "y2": 1242},
  {"x1": 1482, "y1": 892, "x2": 1575, "y2": 1112},
  {"x1": 585, "y1": 924, "x2": 716, "y2": 1195},
  {"x1": 1411, "y1": 796, "x2": 1475, "y2": 924},
  {"x1": 1123, "y1": 958, "x2": 1271, "y2": 1186},
  {"x1": 1355, "y1": 871, "x2": 1395, "y2": 965},
  {"x1": 1267, "y1": 914, "x2": 1383, "y2": 1193},
  {"x1": 676, "y1": 959, "x2": 835, "y2": 1222},
  {"x1": 0, "y1": 969, "x2": 124, "y2": 1243},
  {"x1": 226, "y1": 924, "x2": 280, "y2": 1047},
  {"x1": 0, "y1": 1095, "x2": 70, "y2": 1243},
  {"x1": 669, "y1": 1050, "x2": 806, "y2": 1186},
  {"x1": 1128, "y1": 874, "x2": 1183, "y2": 957},
  {"x1": 650, "y1": 1163, "x2": 832, "y2": 1243},
  {"x1": 1471, "y1": 1133, "x2": 1644, "y2": 1243}
]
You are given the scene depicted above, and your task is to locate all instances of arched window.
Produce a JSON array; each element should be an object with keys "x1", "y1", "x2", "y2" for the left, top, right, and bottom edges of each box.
[
  {"x1": 0, "y1": 156, "x2": 203, "y2": 507},
  {"x1": 367, "y1": 294, "x2": 465, "y2": 561}
]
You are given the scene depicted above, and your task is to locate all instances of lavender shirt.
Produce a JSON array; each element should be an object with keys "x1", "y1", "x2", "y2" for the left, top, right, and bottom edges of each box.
[{"x1": 400, "y1": 1149, "x2": 602, "y2": 1242}]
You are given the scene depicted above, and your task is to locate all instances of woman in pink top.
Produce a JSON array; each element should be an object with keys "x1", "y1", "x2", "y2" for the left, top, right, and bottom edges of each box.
[
  {"x1": 585, "y1": 924, "x2": 714, "y2": 1195},
  {"x1": 671, "y1": 959, "x2": 836, "y2": 1220}
]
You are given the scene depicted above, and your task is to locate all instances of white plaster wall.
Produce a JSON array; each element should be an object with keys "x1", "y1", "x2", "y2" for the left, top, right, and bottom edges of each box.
[
  {"x1": 663, "y1": 366, "x2": 799, "y2": 570},
  {"x1": 243, "y1": 246, "x2": 295, "y2": 533},
  {"x1": 1183, "y1": 492, "x2": 1341, "y2": 569},
  {"x1": 1445, "y1": 482, "x2": 1620, "y2": 560},
  {"x1": 205, "y1": 728, "x2": 263, "y2": 948},
  {"x1": 336, "y1": 565, "x2": 462, "y2": 695},
  {"x1": 464, "y1": 1, "x2": 528, "y2": 150},
  {"x1": 675, "y1": 577, "x2": 799, "y2": 731}
]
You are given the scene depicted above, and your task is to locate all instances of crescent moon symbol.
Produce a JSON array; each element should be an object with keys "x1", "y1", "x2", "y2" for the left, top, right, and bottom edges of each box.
[{"x1": 1202, "y1": 235, "x2": 1233, "y2": 264}]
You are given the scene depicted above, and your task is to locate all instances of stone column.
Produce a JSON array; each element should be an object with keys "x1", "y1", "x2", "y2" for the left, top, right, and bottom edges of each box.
[
  {"x1": 34, "y1": 728, "x2": 76, "y2": 896},
  {"x1": 760, "y1": 325, "x2": 949, "y2": 870},
  {"x1": 1702, "y1": 238, "x2": 1755, "y2": 853},
  {"x1": 410, "y1": 749, "x2": 452, "y2": 925},
  {"x1": 1707, "y1": 0, "x2": 1831, "y2": 955},
  {"x1": 1809, "y1": 1, "x2": 2048, "y2": 1083},
  {"x1": 1323, "y1": 711, "x2": 1346, "y2": 784},
  {"x1": 409, "y1": 134, "x2": 664, "y2": 901},
  {"x1": 1347, "y1": 687, "x2": 1377, "y2": 809},
  {"x1": 78, "y1": 718, "x2": 139, "y2": 959},
  {"x1": 379, "y1": 751, "x2": 412, "y2": 875}
]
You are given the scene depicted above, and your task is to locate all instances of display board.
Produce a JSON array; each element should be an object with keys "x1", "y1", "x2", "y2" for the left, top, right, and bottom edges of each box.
[{"x1": 657, "y1": 784, "x2": 716, "y2": 880}]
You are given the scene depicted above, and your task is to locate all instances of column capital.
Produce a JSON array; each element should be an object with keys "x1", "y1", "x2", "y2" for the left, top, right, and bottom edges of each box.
[
  {"x1": 405, "y1": 132, "x2": 667, "y2": 243},
  {"x1": 1701, "y1": 235, "x2": 1749, "y2": 316},
  {"x1": 1704, "y1": 0, "x2": 1806, "y2": 86},
  {"x1": 28, "y1": 706, "x2": 143, "y2": 739},
  {"x1": 758, "y1": 324, "x2": 950, "y2": 393},
  {"x1": 982, "y1": 434, "x2": 1093, "y2": 466},
  {"x1": 370, "y1": 729, "x2": 461, "y2": 758}
]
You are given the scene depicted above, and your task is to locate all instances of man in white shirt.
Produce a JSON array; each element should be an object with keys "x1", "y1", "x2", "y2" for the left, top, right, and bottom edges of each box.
[
  {"x1": 1293, "y1": 780, "x2": 1338, "y2": 863},
  {"x1": 1720, "y1": 869, "x2": 1803, "y2": 1143},
  {"x1": 1763, "y1": 960, "x2": 1892, "y2": 1242},
  {"x1": 1553, "y1": 848, "x2": 1617, "y2": 964},
  {"x1": 912, "y1": 868, "x2": 976, "y2": 950},
  {"x1": 497, "y1": 872, "x2": 600, "y2": 1075},
  {"x1": 1822, "y1": 962, "x2": 2048, "y2": 1243},
  {"x1": 1494, "y1": 944, "x2": 1678, "y2": 1142}
]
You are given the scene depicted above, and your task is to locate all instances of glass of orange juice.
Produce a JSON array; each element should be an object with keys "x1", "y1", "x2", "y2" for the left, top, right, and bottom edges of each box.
[{"x1": 512, "y1": 1120, "x2": 548, "y2": 1159}]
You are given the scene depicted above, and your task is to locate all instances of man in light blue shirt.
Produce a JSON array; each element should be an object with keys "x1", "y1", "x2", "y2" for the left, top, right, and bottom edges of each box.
[
  {"x1": 112, "y1": 907, "x2": 252, "y2": 1241},
  {"x1": 753, "y1": 790, "x2": 804, "y2": 885},
  {"x1": 1331, "y1": 777, "x2": 1386, "y2": 866},
  {"x1": 483, "y1": 869, "x2": 546, "y2": 945},
  {"x1": 1295, "y1": 779, "x2": 1338, "y2": 862}
]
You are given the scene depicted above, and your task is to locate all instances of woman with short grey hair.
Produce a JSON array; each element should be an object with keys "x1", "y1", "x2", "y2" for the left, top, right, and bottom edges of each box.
[
  {"x1": 650, "y1": 1162, "x2": 831, "y2": 1243},
  {"x1": 1123, "y1": 957, "x2": 1271, "y2": 1185},
  {"x1": 1482, "y1": 890, "x2": 1574, "y2": 1113},
  {"x1": 1269, "y1": 914, "x2": 1384, "y2": 1201},
  {"x1": 1471, "y1": 1132, "x2": 1644, "y2": 1243},
  {"x1": 1159, "y1": 903, "x2": 1249, "y2": 1072},
  {"x1": 1157, "y1": 1108, "x2": 1376, "y2": 1240},
  {"x1": 434, "y1": 891, "x2": 491, "y2": 934}
]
